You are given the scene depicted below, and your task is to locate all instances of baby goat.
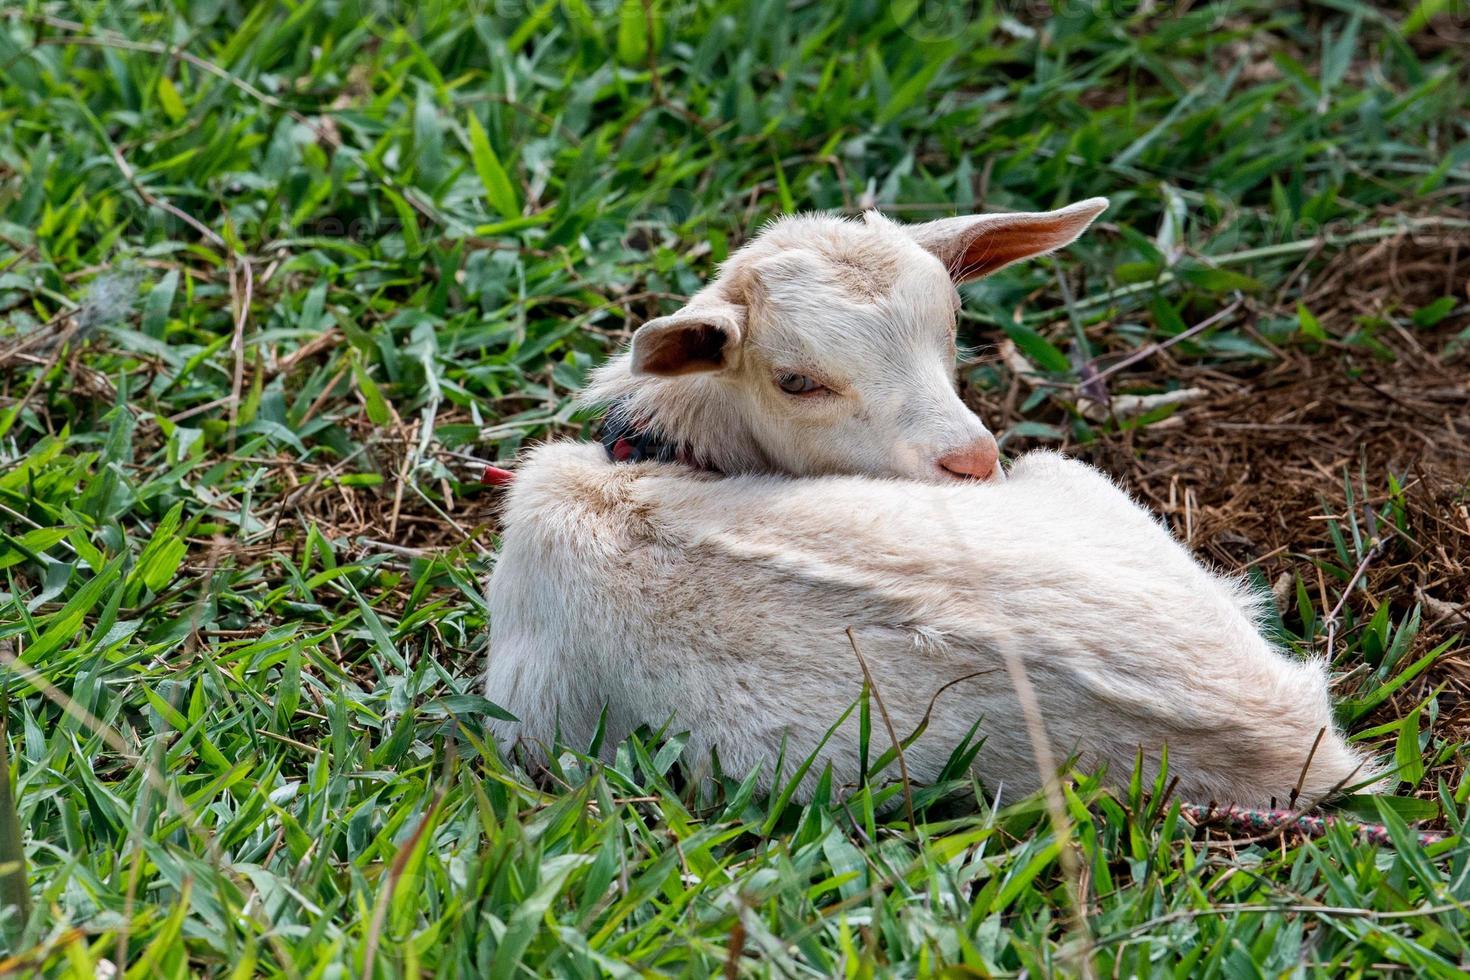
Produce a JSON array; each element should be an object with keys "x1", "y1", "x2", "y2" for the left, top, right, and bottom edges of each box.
[{"x1": 484, "y1": 202, "x2": 1373, "y2": 807}]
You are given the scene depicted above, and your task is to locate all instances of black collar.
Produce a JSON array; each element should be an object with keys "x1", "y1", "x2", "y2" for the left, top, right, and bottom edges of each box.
[{"x1": 599, "y1": 398, "x2": 703, "y2": 467}]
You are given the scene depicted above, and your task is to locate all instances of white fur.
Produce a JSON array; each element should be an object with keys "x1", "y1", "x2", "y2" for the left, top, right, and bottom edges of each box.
[
  {"x1": 484, "y1": 207, "x2": 1374, "y2": 806},
  {"x1": 485, "y1": 444, "x2": 1371, "y2": 805}
]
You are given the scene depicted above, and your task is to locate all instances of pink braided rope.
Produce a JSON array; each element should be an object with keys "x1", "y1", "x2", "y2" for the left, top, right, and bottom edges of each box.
[{"x1": 1178, "y1": 803, "x2": 1450, "y2": 848}]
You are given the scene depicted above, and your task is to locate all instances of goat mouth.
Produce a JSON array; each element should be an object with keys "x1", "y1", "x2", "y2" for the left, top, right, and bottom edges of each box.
[{"x1": 933, "y1": 464, "x2": 1007, "y2": 483}]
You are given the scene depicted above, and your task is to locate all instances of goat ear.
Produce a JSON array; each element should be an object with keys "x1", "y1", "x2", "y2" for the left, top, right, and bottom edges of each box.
[
  {"x1": 907, "y1": 198, "x2": 1108, "y2": 284},
  {"x1": 630, "y1": 301, "x2": 746, "y2": 376}
]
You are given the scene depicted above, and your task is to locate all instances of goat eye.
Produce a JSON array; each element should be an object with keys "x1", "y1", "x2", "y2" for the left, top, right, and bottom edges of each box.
[{"x1": 776, "y1": 372, "x2": 826, "y2": 396}]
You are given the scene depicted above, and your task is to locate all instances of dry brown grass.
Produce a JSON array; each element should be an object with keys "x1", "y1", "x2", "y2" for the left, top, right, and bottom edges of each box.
[{"x1": 979, "y1": 230, "x2": 1469, "y2": 787}]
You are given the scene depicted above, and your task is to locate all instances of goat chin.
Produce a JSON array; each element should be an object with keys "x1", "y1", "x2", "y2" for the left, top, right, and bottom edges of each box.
[{"x1": 484, "y1": 442, "x2": 1377, "y2": 808}]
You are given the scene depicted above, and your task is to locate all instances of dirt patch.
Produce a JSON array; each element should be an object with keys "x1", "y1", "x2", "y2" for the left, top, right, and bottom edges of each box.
[{"x1": 973, "y1": 234, "x2": 1470, "y2": 769}]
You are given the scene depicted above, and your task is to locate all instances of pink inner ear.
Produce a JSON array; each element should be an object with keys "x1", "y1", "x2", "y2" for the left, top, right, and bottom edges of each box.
[
  {"x1": 952, "y1": 215, "x2": 1091, "y2": 283},
  {"x1": 639, "y1": 322, "x2": 729, "y2": 375}
]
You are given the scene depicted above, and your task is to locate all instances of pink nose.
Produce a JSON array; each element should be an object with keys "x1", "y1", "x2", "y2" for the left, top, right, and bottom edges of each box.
[{"x1": 938, "y1": 435, "x2": 1000, "y2": 481}]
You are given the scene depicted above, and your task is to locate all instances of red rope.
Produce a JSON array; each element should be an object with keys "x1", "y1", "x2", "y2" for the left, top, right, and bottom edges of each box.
[
  {"x1": 481, "y1": 464, "x2": 515, "y2": 486},
  {"x1": 1178, "y1": 803, "x2": 1449, "y2": 848}
]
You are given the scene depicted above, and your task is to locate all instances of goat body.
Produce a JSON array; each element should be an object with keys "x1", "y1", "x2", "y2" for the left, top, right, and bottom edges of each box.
[{"x1": 485, "y1": 442, "x2": 1370, "y2": 806}]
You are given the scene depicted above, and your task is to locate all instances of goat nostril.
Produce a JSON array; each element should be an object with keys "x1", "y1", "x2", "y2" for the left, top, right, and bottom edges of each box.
[{"x1": 938, "y1": 437, "x2": 1000, "y2": 481}]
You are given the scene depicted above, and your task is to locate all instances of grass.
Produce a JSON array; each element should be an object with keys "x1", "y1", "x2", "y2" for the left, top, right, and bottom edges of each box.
[{"x1": 1, "y1": 0, "x2": 1468, "y2": 974}]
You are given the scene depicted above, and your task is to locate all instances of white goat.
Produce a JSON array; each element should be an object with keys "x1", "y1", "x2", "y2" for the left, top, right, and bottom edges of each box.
[{"x1": 484, "y1": 202, "x2": 1373, "y2": 806}]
